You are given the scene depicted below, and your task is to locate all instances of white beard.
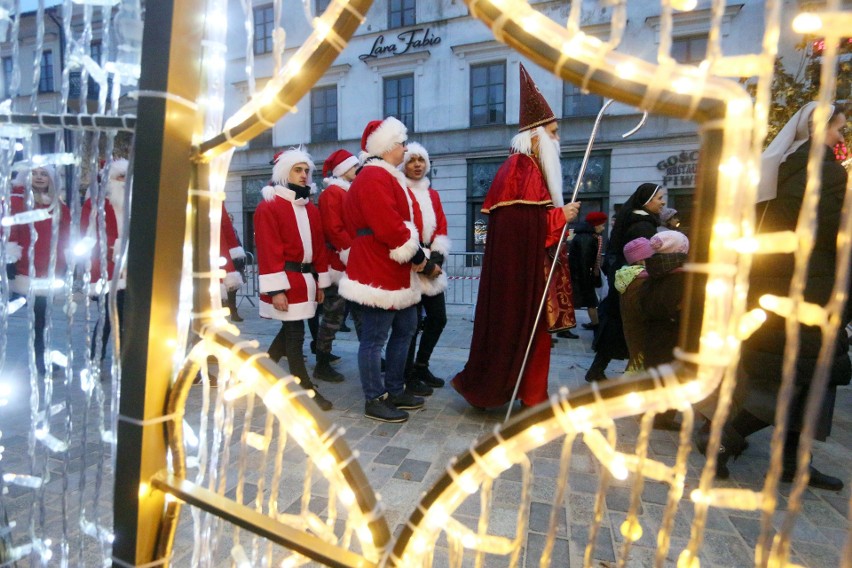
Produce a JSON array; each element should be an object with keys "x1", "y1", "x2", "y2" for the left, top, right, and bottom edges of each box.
[{"x1": 536, "y1": 130, "x2": 564, "y2": 207}]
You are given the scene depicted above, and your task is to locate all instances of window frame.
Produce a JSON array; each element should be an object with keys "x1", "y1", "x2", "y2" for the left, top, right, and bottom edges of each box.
[
  {"x1": 469, "y1": 61, "x2": 506, "y2": 127},
  {"x1": 2, "y1": 56, "x2": 13, "y2": 99},
  {"x1": 383, "y1": 74, "x2": 415, "y2": 133},
  {"x1": 253, "y1": 5, "x2": 275, "y2": 55},
  {"x1": 388, "y1": 0, "x2": 416, "y2": 29},
  {"x1": 310, "y1": 84, "x2": 338, "y2": 143},
  {"x1": 670, "y1": 34, "x2": 709, "y2": 65},
  {"x1": 562, "y1": 82, "x2": 603, "y2": 118},
  {"x1": 38, "y1": 50, "x2": 54, "y2": 93}
]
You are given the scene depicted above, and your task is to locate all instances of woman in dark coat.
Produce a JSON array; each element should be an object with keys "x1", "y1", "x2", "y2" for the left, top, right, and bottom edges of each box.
[
  {"x1": 569, "y1": 211, "x2": 608, "y2": 328},
  {"x1": 714, "y1": 103, "x2": 849, "y2": 490},
  {"x1": 586, "y1": 182, "x2": 665, "y2": 382}
]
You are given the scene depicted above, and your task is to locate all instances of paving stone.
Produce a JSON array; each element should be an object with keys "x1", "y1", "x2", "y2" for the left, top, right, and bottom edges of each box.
[
  {"x1": 525, "y1": 531, "x2": 569, "y2": 567},
  {"x1": 605, "y1": 486, "x2": 643, "y2": 514},
  {"x1": 528, "y1": 501, "x2": 568, "y2": 537},
  {"x1": 393, "y1": 458, "x2": 431, "y2": 483},
  {"x1": 570, "y1": 522, "x2": 615, "y2": 563},
  {"x1": 373, "y1": 445, "x2": 410, "y2": 466},
  {"x1": 791, "y1": 539, "x2": 841, "y2": 568}
]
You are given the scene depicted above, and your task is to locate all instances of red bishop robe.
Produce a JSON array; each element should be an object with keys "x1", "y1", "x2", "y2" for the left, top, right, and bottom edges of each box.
[
  {"x1": 451, "y1": 153, "x2": 568, "y2": 408},
  {"x1": 255, "y1": 184, "x2": 331, "y2": 321}
]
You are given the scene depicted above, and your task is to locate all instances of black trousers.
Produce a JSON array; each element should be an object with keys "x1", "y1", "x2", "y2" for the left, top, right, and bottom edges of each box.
[
  {"x1": 268, "y1": 320, "x2": 310, "y2": 383},
  {"x1": 406, "y1": 292, "x2": 448, "y2": 370},
  {"x1": 91, "y1": 289, "x2": 126, "y2": 361}
]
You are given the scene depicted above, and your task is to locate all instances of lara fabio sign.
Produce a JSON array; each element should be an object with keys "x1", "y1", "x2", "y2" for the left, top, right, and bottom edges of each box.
[
  {"x1": 359, "y1": 28, "x2": 441, "y2": 62},
  {"x1": 657, "y1": 149, "x2": 699, "y2": 188}
]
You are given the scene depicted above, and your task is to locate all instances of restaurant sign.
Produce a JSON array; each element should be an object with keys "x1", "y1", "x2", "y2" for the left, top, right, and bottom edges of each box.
[{"x1": 657, "y1": 149, "x2": 699, "y2": 189}]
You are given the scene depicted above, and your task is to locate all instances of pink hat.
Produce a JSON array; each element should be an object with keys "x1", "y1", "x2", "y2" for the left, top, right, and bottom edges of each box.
[
  {"x1": 650, "y1": 230, "x2": 689, "y2": 254},
  {"x1": 623, "y1": 237, "x2": 654, "y2": 265},
  {"x1": 322, "y1": 149, "x2": 359, "y2": 178}
]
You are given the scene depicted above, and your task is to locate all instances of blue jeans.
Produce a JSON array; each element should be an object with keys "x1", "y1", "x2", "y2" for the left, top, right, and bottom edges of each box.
[{"x1": 356, "y1": 304, "x2": 417, "y2": 400}]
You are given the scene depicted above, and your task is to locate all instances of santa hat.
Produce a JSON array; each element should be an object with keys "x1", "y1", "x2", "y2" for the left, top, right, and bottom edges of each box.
[
  {"x1": 402, "y1": 142, "x2": 431, "y2": 174},
  {"x1": 109, "y1": 158, "x2": 128, "y2": 180},
  {"x1": 322, "y1": 149, "x2": 359, "y2": 178},
  {"x1": 623, "y1": 237, "x2": 654, "y2": 265},
  {"x1": 518, "y1": 63, "x2": 556, "y2": 132},
  {"x1": 271, "y1": 148, "x2": 315, "y2": 184},
  {"x1": 361, "y1": 117, "x2": 407, "y2": 157},
  {"x1": 650, "y1": 230, "x2": 689, "y2": 254},
  {"x1": 585, "y1": 211, "x2": 608, "y2": 227}
]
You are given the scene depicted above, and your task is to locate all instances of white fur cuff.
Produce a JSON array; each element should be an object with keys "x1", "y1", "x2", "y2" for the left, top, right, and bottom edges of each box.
[
  {"x1": 230, "y1": 246, "x2": 246, "y2": 259},
  {"x1": 259, "y1": 271, "x2": 290, "y2": 292},
  {"x1": 4, "y1": 241, "x2": 22, "y2": 263},
  {"x1": 224, "y1": 271, "x2": 244, "y2": 291}
]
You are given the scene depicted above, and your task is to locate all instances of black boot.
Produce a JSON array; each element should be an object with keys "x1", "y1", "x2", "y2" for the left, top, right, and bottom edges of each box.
[
  {"x1": 652, "y1": 409, "x2": 680, "y2": 431},
  {"x1": 413, "y1": 363, "x2": 444, "y2": 388},
  {"x1": 300, "y1": 378, "x2": 332, "y2": 411},
  {"x1": 782, "y1": 465, "x2": 844, "y2": 491},
  {"x1": 314, "y1": 352, "x2": 345, "y2": 383},
  {"x1": 698, "y1": 424, "x2": 747, "y2": 479}
]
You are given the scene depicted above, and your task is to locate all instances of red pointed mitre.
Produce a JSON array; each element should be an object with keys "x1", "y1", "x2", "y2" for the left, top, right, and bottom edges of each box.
[{"x1": 518, "y1": 63, "x2": 555, "y2": 132}]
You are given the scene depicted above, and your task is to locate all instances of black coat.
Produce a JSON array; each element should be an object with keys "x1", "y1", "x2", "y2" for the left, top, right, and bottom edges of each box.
[
  {"x1": 569, "y1": 222, "x2": 602, "y2": 308},
  {"x1": 738, "y1": 140, "x2": 851, "y2": 439}
]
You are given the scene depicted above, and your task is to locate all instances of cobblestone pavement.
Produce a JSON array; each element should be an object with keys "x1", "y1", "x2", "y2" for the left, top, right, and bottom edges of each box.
[{"x1": 1, "y1": 297, "x2": 849, "y2": 566}]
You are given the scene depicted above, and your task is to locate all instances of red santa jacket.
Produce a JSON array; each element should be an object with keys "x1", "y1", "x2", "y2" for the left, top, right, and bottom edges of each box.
[
  {"x1": 318, "y1": 176, "x2": 352, "y2": 285},
  {"x1": 407, "y1": 177, "x2": 452, "y2": 297},
  {"x1": 80, "y1": 197, "x2": 120, "y2": 294},
  {"x1": 9, "y1": 194, "x2": 71, "y2": 296},
  {"x1": 340, "y1": 160, "x2": 423, "y2": 310},
  {"x1": 254, "y1": 184, "x2": 331, "y2": 321},
  {"x1": 220, "y1": 204, "x2": 243, "y2": 290}
]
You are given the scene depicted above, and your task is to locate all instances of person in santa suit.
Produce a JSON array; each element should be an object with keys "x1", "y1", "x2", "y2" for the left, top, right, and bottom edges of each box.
[
  {"x1": 80, "y1": 158, "x2": 130, "y2": 364},
  {"x1": 8, "y1": 165, "x2": 72, "y2": 376},
  {"x1": 312, "y1": 148, "x2": 359, "y2": 384},
  {"x1": 400, "y1": 142, "x2": 451, "y2": 395},
  {"x1": 221, "y1": 206, "x2": 246, "y2": 322},
  {"x1": 255, "y1": 148, "x2": 333, "y2": 412},
  {"x1": 340, "y1": 117, "x2": 441, "y2": 423},
  {"x1": 451, "y1": 64, "x2": 580, "y2": 409}
]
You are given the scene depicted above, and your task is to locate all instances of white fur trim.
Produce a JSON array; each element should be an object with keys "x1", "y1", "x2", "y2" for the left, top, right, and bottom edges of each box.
[
  {"x1": 403, "y1": 142, "x2": 431, "y2": 173},
  {"x1": 260, "y1": 271, "x2": 290, "y2": 292},
  {"x1": 430, "y1": 234, "x2": 452, "y2": 256},
  {"x1": 389, "y1": 221, "x2": 420, "y2": 264},
  {"x1": 259, "y1": 298, "x2": 318, "y2": 321},
  {"x1": 418, "y1": 271, "x2": 448, "y2": 297},
  {"x1": 340, "y1": 248, "x2": 350, "y2": 265},
  {"x1": 4, "y1": 241, "x2": 22, "y2": 263},
  {"x1": 338, "y1": 273, "x2": 421, "y2": 310},
  {"x1": 108, "y1": 158, "x2": 128, "y2": 180},
  {"x1": 11, "y1": 275, "x2": 66, "y2": 297},
  {"x1": 263, "y1": 184, "x2": 310, "y2": 205},
  {"x1": 317, "y1": 272, "x2": 331, "y2": 289},
  {"x1": 364, "y1": 160, "x2": 416, "y2": 222},
  {"x1": 262, "y1": 185, "x2": 276, "y2": 202},
  {"x1": 229, "y1": 246, "x2": 246, "y2": 260},
  {"x1": 292, "y1": 204, "x2": 313, "y2": 262},
  {"x1": 272, "y1": 148, "x2": 315, "y2": 185},
  {"x1": 224, "y1": 271, "x2": 243, "y2": 291},
  {"x1": 365, "y1": 117, "x2": 407, "y2": 156},
  {"x1": 328, "y1": 266, "x2": 345, "y2": 285},
  {"x1": 409, "y1": 184, "x2": 436, "y2": 245},
  {"x1": 332, "y1": 155, "x2": 359, "y2": 178},
  {"x1": 322, "y1": 177, "x2": 351, "y2": 191}
]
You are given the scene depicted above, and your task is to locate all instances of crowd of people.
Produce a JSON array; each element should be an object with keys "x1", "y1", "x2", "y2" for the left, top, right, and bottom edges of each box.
[{"x1": 3, "y1": 72, "x2": 847, "y2": 489}]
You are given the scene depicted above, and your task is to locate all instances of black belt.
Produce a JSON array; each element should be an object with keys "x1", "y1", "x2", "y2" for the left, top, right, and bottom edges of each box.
[
  {"x1": 284, "y1": 261, "x2": 314, "y2": 273},
  {"x1": 356, "y1": 228, "x2": 374, "y2": 236}
]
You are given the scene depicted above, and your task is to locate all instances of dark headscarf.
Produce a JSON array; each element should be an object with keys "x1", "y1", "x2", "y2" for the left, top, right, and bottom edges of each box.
[{"x1": 608, "y1": 182, "x2": 662, "y2": 255}]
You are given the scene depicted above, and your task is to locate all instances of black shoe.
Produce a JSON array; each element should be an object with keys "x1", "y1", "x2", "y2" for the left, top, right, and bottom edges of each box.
[
  {"x1": 300, "y1": 379, "x2": 332, "y2": 411},
  {"x1": 389, "y1": 391, "x2": 425, "y2": 410},
  {"x1": 556, "y1": 329, "x2": 579, "y2": 339},
  {"x1": 652, "y1": 410, "x2": 680, "y2": 431},
  {"x1": 413, "y1": 364, "x2": 445, "y2": 388},
  {"x1": 698, "y1": 425, "x2": 747, "y2": 479},
  {"x1": 405, "y1": 379, "x2": 433, "y2": 397},
  {"x1": 314, "y1": 356, "x2": 345, "y2": 383},
  {"x1": 581, "y1": 322, "x2": 599, "y2": 330},
  {"x1": 329, "y1": 352, "x2": 341, "y2": 364},
  {"x1": 782, "y1": 465, "x2": 844, "y2": 491},
  {"x1": 230, "y1": 313, "x2": 244, "y2": 323},
  {"x1": 339, "y1": 323, "x2": 352, "y2": 333},
  {"x1": 585, "y1": 368, "x2": 606, "y2": 382},
  {"x1": 365, "y1": 395, "x2": 408, "y2": 422}
]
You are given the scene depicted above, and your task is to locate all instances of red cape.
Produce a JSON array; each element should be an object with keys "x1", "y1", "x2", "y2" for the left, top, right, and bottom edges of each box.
[{"x1": 452, "y1": 154, "x2": 560, "y2": 408}]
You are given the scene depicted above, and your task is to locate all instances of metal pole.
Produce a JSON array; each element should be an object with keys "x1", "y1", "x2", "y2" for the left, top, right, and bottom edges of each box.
[
  {"x1": 504, "y1": 102, "x2": 648, "y2": 423},
  {"x1": 111, "y1": 0, "x2": 205, "y2": 564}
]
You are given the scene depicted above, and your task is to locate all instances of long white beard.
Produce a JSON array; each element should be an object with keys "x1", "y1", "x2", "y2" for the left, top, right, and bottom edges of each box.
[
  {"x1": 536, "y1": 131, "x2": 564, "y2": 207},
  {"x1": 511, "y1": 127, "x2": 564, "y2": 207}
]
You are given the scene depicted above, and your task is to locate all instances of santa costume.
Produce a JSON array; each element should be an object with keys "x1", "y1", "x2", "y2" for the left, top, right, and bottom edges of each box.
[
  {"x1": 341, "y1": 117, "x2": 436, "y2": 423},
  {"x1": 254, "y1": 148, "x2": 332, "y2": 411},
  {"x1": 312, "y1": 148, "x2": 360, "y2": 383},
  {"x1": 452, "y1": 64, "x2": 574, "y2": 409},
  {"x1": 8, "y1": 165, "x2": 71, "y2": 375},
  {"x1": 401, "y1": 142, "x2": 452, "y2": 391},
  {"x1": 220, "y1": 203, "x2": 245, "y2": 322}
]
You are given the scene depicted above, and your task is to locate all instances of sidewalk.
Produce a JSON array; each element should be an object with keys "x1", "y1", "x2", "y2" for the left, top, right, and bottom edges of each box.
[{"x1": 1, "y1": 297, "x2": 849, "y2": 566}]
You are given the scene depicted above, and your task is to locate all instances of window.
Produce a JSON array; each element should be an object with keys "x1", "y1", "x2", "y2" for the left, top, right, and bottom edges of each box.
[
  {"x1": 671, "y1": 35, "x2": 708, "y2": 64},
  {"x1": 2, "y1": 56, "x2": 12, "y2": 98},
  {"x1": 39, "y1": 133, "x2": 55, "y2": 155},
  {"x1": 315, "y1": 0, "x2": 331, "y2": 12},
  {"x1": 310, "y1": 85, "x2": 338, "y2": 142},
  {"x1": 388, "y1": 0, "x2": 415, "y2": 28},
  {"x1": 38, "y1": 50, "x2": 54, "y2": 93},
  {"x1": 243, "y1": 174, "x2": 271, "y2": 255},
  {"x1": 383, "y1": 75, "x2": 414, "y2": 132},
  {"x1": 563, "y1": 83, "x2": 603, "y2": 117},
  {"x1": 470, "y1": 62, "x2": 505, "y2": 127},
  {"x1": 466, "y1": 158, "x2": 504, "y2": 253},
  {"x1": 253, "y1": 5, "x2": 275, "y2": 55}
]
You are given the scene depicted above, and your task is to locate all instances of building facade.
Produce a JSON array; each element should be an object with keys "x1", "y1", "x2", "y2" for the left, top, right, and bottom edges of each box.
[{"x1": 222, "y1": 0, "x2": 797, "y2": 254}]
